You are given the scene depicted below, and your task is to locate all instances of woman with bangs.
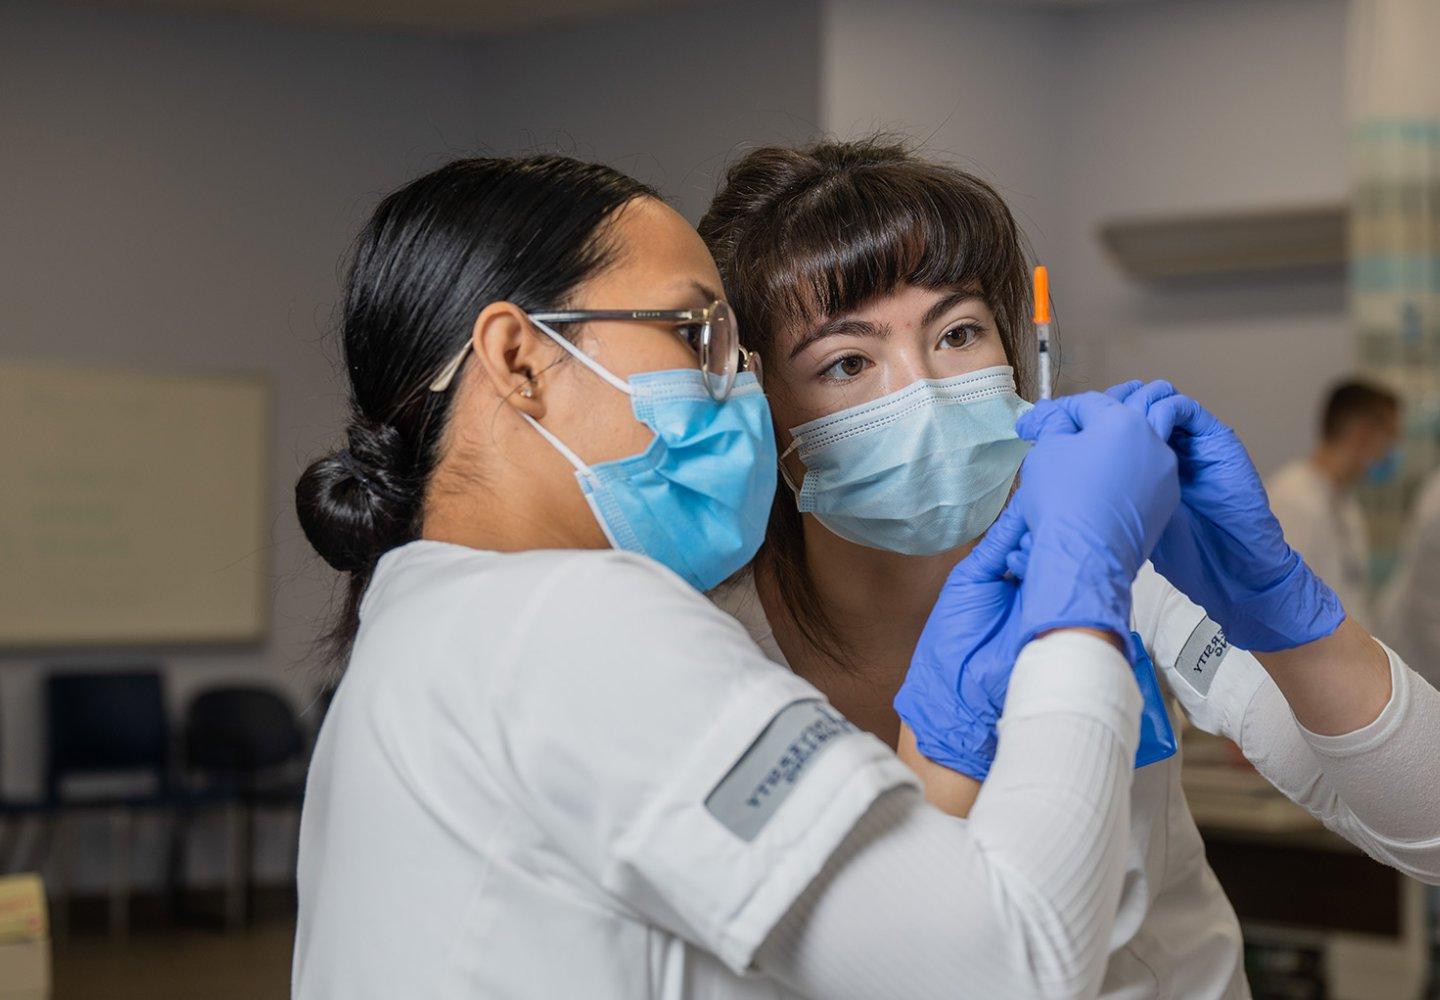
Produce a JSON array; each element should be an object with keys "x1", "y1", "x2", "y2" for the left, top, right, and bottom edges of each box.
[{"x1": 700, "y1": 138, "x2": 1440, "y2": 998}]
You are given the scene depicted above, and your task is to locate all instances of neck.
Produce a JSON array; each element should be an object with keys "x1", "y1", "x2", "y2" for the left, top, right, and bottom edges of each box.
[
  {"x1": 765, "y1": 515, "x2": 972, "y2": 674},
  {"x1": 421, "y1": 425, "x2": 605, "y2": 553},
  {"x1": 1310, "y1": 444, "x2": 1362, "y2": 493}
]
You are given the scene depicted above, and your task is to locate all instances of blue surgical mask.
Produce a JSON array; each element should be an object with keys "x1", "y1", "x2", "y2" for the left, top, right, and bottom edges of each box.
[
  {"x1": 1367, "y1": 447, "x2": 1401, "y2": 486},
  {"x1": 780, "y1": 366, "x2": 1032, "y2": 555},
  {"x1": 522, "y1": 317, "x2": 777, "y2": 592}
]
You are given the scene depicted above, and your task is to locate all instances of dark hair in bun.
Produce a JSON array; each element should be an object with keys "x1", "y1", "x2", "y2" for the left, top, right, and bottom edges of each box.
[{"x1": 296, "y1": 155, "x2": 657, "y2": 662}]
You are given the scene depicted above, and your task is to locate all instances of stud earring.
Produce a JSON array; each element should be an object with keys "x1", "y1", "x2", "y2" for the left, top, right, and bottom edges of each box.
[{"x1": 520, "y1": 384, "x2": 535, "y2": 399}]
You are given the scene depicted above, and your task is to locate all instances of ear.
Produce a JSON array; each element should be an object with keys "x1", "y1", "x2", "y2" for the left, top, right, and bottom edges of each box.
[{"x1": 471, "y1": 301, "x2": 549, "y2": 417}]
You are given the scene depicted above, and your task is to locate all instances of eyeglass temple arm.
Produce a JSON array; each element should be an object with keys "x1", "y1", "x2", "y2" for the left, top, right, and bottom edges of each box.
[
  {"x1": 528, "y1": 309, "x2": 707, "y2": 323},
  {"x1": 429, "y1": 305, "x2": 726, "y2": 393}
]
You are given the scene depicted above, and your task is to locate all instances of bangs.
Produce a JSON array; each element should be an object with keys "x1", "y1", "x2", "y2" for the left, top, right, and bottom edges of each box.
[{"x1": 742, "y1": 163, "x2": 1027, "y2": 340}]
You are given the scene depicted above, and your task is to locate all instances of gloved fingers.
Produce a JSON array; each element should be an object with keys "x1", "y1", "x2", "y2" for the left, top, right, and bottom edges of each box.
[
  {"x1": 955, "y1": 500, "x2": 1028, "y2": 583},
  {"x1": 1005, "y1": 546, "x2": 1028, "y2": 580},
  {"x1": 1015, "y1": 398, "x2": 1079, "y2": 441},
  {"x1": 1137, "y1": 392, "x2": 1216, "y2": 442},
  {"x1": 1128, "y1": 394, "x2": 1186, "y2": 443},
  {"x1": 1104, "y1": 379, "x2": 1145, "y2": 403},
  {"x1": 1004, "y1": 532, "x2": 1033, "y2": 580},
  {"x1": 1018, "y1": 391, "x2": 1122, "y2": 440},
  {"x1": 1118, "y1": 379, "x2": 1178, "y2": 418}
]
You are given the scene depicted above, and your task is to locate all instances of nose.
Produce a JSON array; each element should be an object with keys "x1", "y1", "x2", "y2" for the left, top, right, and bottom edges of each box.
[{"x1": 891, "y1": 339, "x2": 943, "y2": 388}]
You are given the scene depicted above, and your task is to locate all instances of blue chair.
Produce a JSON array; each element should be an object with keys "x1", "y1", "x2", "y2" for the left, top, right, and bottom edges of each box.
[
  {"x1": 178, "y1": 685, "x2": 307, "y2": 928},
  {"x1": 0, "y1": 707, "x2": 49, "y2": 875},
  {"x1": 45, "y1": 668, "x2": 176, "y2": 937}
]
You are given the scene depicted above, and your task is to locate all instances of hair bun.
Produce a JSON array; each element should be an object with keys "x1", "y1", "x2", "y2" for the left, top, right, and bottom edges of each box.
[{"x1": 295, "y1": 421, "x2": 417, "y2": 573}]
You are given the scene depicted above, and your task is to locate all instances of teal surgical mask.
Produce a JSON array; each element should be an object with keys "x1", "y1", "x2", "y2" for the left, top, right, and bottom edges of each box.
[
  {"x1": 522, "y1": 317, "x2": 777, "y2": 592},
  {"x1": 1367, "y1": 446, "x2": 1401, "y2": 486},
  {"x1": 780, "y1": 366, "x2": 1032, "y2": 555}
]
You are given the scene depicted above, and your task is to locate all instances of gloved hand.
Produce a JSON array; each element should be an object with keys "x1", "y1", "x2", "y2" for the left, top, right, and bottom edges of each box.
[
  {"x1": 895, "y1": 392, "x2": 1180, "y2": 778},
  {"x1": 1107, "y1": 380, "x2": 1345, "y2": 652},
  {"x1": 892, "y1": 502, "x2": 1025, "y2": 776}
]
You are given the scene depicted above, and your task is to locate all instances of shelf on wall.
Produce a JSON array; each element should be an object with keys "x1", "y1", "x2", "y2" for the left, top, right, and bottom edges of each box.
[{"x1": 1099, "y1": 203, "x2": 1347, "y2": 279}]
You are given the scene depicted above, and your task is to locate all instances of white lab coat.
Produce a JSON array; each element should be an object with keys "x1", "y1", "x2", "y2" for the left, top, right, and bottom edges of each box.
[
  {"x1": 1266, "y1": 459, "x2": 1373, "y2": 627},
  {"x1": 293, "y1": 541, "x2": 918, "y2": 1000},
  {"x1": 1378, "y1": 469, "x2": 1440, "y2": 688}
]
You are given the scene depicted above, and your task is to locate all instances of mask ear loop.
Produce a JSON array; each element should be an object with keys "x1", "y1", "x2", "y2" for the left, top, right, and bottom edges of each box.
[
  {"x1": 521, "y1": 410, "x2": 591, "y2": 478},
  {"x1": 778, "y1": 440, "x2": 803, "y2": 496},
  {"x1": 528, "y1": 316, "x2": 633, "y2": 396}
]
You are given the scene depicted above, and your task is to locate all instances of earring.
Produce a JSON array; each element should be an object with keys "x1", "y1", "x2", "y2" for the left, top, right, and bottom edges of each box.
[{"x1": 520, "y1": 383, "x2": 535, "y2": 399}]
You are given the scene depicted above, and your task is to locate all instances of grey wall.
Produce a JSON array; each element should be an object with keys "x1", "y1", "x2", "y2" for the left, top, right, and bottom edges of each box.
[
  {"x1": 1054, "y1": 0, "x2": 1352, "y2": 473},
  {"x1": 821, "y1": 0, "x2": 1066, "y2": 263},
  {"x1": 820, "y1": 0, "x2": 1352, "y2": 473},
  {"x1": 468, "y1": 0, "x2": 823, "y2": 221},
  {"x1": 0, "y1": 0, "x2": 821, "y2": 890}
]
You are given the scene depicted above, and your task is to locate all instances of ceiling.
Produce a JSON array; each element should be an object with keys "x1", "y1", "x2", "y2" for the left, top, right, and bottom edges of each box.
[
  {"x1": 82, "y1": 0, "x2": 704, "y2": 36},
  {"x1": 81, "y1": 0, "x2": 1142, "y2": 38}
]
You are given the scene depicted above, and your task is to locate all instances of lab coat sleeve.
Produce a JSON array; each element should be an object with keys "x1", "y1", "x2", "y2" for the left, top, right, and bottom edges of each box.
[
  {"x1": 1237, "y1": 646, "x2": 1440, "y2": 884},
  {"x1": 755, "y1": 630, "x2": 1142, "y2": 1000},
  {"x1": 485, "y1": 551, "x2": 920, "y2": 974},
  {"x1": 1136, "y1": 565, "x2": 1440, "y2": 884}
]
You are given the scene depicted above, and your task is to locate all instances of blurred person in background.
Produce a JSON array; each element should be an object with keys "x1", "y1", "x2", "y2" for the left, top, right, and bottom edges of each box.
[{"x1": 1266, "y1": 379, "x2": 1401, "y2": 627}]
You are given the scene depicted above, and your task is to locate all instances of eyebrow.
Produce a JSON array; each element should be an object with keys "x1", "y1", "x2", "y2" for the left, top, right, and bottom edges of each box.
[
  {"x1": 683, "y1": 279, "x2": 722, "y2": 306},
  {"x1": 788, "y1": 317, "x2": 891, "y2": 361},
  {"x1": 922, "y1": 289, "x2": 988, "y2": 329},
  {"x1": 787, "y1": 288, "x2": 988, "y2": 362}
]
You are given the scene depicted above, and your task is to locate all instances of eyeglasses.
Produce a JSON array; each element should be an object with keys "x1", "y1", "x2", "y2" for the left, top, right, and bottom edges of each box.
[{"x1": 428, "y1": 299, "x2": 760, "y2": 401}]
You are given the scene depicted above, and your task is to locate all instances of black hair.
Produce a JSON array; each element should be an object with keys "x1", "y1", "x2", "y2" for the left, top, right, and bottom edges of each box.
[
  {"x1": 1321, "y1": 379, "x2": 1400, "y2": 441},
  {"x1": 698, "y1": 136, "x2": 1037, "y2": 665},
  {"x1": 296, "y1": 156, "x2": 657, "y2": 663}
]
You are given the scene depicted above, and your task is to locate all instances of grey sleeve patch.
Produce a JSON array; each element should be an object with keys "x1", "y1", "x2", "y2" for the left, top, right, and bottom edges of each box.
[
  {"x1": 705, "y1": 699, "x2": 857, "y2": 842},
  {"x1": 1175, "y1": 617, "x2": 1230, "y2": 697}
]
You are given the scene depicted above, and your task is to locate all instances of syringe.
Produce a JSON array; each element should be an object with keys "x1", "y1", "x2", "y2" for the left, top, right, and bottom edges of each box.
[{"x1": 1033, "y1": 265, "x2": 1053, "y2": 400}]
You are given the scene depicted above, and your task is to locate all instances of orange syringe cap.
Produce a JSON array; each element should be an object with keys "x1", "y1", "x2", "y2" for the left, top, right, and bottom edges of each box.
[{"x1": 1032, "y1": 265, "x2": 1052, "y2": 324}]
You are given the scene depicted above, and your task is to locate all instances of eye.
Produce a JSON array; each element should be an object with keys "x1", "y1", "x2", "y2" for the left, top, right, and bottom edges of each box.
[
  {"x1": 676, "y1": 322, "x2": 706, "y2": 355},
  {"x1": 938, "y1": 323, "x2": 985, "y2": 351},
  {"x1": 820, "y1": 354, "x2": 870, "y2": 383}
]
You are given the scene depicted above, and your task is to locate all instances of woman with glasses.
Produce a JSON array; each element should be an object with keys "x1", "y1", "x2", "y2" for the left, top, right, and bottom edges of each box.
[
  {"x1": 290, "y1": 154, "x2": 1184, "y2": 998},
  {"x1": 699, "y1": 137, "x2": 1440, "y2": 999}
]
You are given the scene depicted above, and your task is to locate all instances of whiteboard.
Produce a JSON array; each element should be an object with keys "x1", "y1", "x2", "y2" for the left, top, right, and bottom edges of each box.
[{"x1": 0, "y1": 361, "x2": 268, "y2": 646}]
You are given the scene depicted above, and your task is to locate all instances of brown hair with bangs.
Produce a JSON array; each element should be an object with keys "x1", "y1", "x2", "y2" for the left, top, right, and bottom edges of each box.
[{"x1": 698, "y1": 135, "x2": 1037, "y2": 664}]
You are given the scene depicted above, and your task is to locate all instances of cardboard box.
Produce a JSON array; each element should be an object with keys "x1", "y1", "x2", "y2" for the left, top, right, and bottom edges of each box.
[
  {"x1": 0, "y1": 875, "x2": 50, "y2": 1000},
  {"x1": 0, "y1": 938, "x2": 50, "y2": 1000}
]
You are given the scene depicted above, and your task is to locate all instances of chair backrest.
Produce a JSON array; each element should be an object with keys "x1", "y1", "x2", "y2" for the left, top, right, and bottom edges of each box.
[
  {"x1": 45, "y1": 669, "x2": 169, "y2": 797},
  {"x1": 184, "y1": 686, "x2": 305, "y2": 773}
]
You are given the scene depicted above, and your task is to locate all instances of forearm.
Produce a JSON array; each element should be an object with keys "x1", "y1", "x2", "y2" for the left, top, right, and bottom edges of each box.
[
  {"x1": 1255, "y1": 615, "x2": 1391, "y2": 735},
  {"x1": 897, "y1": 723, "x2": 982, "y2": 817},
  {"x1": 757, "y1": 632, "x2": 1140, "y2": 999}
]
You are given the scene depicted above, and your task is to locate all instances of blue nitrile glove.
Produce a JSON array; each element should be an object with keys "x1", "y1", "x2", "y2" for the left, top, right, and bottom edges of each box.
[
  {"x1": 895, "y1": 393, "x2": 1180, "y2": 779},
  {"x1": 1006, "y1": 393, "x2": 1181, "y2": 646},
  {"x1": 893, "y1": 502, "x2": 1026, "y2": 776},
  {"x1": 1107, "y1": 380, "x2": 1345, "y2": 652}
]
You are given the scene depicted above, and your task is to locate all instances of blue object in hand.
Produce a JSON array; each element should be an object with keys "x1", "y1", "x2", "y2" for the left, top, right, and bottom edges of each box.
[
  {"x1": 1130, "y1": 633, "x2": 1178, "y2": 769},
  {"x1": 895, "y1": 392, "x2": 1180, "y2": 780},
  {"x1": 1107, "y1": 380, "x2": 1345, "y2": 652}
]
